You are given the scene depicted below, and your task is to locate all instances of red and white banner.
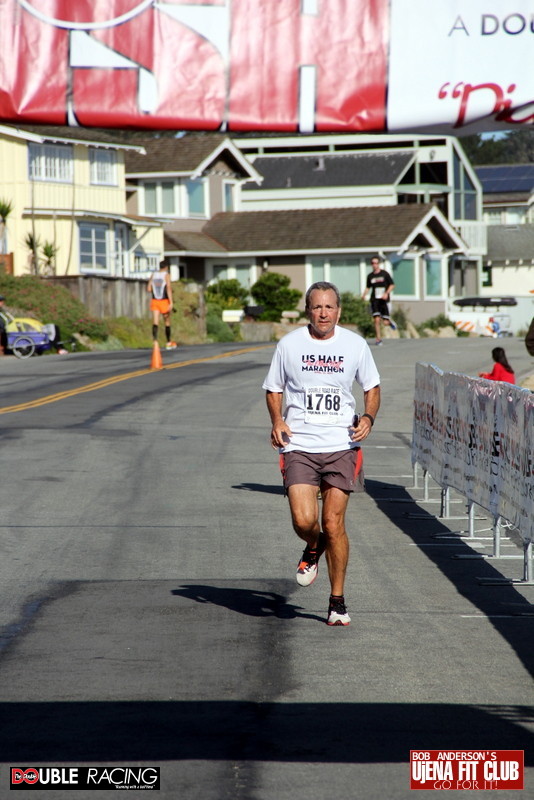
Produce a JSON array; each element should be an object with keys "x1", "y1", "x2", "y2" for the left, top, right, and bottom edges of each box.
[
  {"x1": 412, "y1": 363, "x2": 534, "y2": 544},
  {"x1": 1, "y1": 0, "x2": 533, "y2": 133}
]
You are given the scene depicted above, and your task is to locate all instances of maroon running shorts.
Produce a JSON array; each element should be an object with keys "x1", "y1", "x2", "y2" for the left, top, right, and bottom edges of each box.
[{"x1": 279, "y1": 448, "x2": 364, "y2": 493}]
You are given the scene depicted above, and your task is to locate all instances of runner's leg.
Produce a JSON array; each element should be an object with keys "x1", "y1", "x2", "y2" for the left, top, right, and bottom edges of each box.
[
  {"x1": 320, "y1": 484, "x2": 350, "y2": 597},
  {"x1": 287, "y1": 484, "x2": 321, "y2": 548}
]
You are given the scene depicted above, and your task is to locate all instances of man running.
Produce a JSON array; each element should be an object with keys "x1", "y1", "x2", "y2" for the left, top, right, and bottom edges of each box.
[
  {"x1": 263, "y1": 281, "x2": 380, "y2": 626},
  {"x1": 362, "y1": 256, "x2": 396, "y2": 345},
  {"x1": 147, "y1": 259, "x2": 177, "y2": 350}
]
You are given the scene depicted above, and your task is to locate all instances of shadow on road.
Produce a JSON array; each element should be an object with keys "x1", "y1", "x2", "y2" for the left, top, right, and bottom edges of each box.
[
  {"x1": 365, "y1": 478, "x2": 534, "y2": 682},
  {"x1": 171, "y1": 584, "x2": 322, "y2": 622},
  {"x1": 1, "y1": 701, "x2": 532, "y2": 763},
  {"x1": 232, "y1": 482, "x2": 285, "y2": 495}
]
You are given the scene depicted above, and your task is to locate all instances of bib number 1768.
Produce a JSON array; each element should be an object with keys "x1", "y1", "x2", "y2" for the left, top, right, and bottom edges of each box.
[
  {"x1": 304, "y1": 387, "x2": 343, "y2": 424},
  {"x1": 306, "y1": 392, "x2": 341, "y2": 412}
]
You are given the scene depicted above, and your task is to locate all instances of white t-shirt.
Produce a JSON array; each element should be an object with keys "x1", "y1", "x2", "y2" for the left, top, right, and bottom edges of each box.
[{"x1": 262, "y1": 325, "x2": 380, "y2": 453}]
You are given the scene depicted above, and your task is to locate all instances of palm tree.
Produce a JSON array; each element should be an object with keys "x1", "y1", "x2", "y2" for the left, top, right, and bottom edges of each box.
[
  {"x1": 41, "y1": 241, "x2": 58, "y2": 276},
  {"x1": 0, "y1": 198, "x2": 13, "y2": 255},
  {"x1": 24, "y1": 232, "x2": 41, "y2": 275}
]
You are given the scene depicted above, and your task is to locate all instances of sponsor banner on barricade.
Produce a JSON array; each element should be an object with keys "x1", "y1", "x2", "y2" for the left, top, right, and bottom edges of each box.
[{"x1": 412, "y1": 363, "x2": 534, "y2": 543}]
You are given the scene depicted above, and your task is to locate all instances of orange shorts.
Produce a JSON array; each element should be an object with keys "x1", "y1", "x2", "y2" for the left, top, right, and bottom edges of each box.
[{"x1": 150, "y1": 298, "x2": 172, "y2": 314}]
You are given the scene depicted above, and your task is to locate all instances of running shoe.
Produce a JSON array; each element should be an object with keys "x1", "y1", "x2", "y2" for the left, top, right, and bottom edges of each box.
[
  {"x1": 375, "y1": 339, "x2": 383, "y2": 346},
  {"x1": 327, "y1": 596, "x2": 351, "y2": 626},
  {"x1": 166, "y1": 342, "x2": 178, "y2": 350},
  {"x1": 389, "y1": 319, "x2": 397, "y2": 331},
  {"x1": 296, "y1": 534, "x2": 326, "y2": 587}
]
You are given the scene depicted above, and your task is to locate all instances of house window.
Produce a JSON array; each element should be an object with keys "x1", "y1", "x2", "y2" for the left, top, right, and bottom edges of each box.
[
  {"x1": 90, "y1": 148, "x2": 117, "y2": 185},
  {"x1": 505, "y1": 207, "x2": 525, "y2": 224},
  {"x1": 392, "y1": 258, "x2": 416, "y2": 296},
  {"x1": 142, "y1": 181, "x2": 176, "y2": 215},
  {"x1": 186, "y1": 179, "x2": 206, "y2": 215},
  {"x1": 235, "y1": 264, "x2": 250, "y2": 289},
  {"x1": 425, "y1": 258, "x2": 442, "y2": 297},
  {"x1": 485, "y1": 209, "x2": 503, "y2": 225},
  {"x1": 79, "y1": 222, "x2": 109, "y2": 271},
  {"x1": 453, "y1": 152, "x2": 477, "y2": 221},
  {"x1": 133, "y1": 251, "x2": 160, "y2": 272},
  {"x1": 223, "y1": 182, "x2": 235, "y2": 211},
  {"x1": 310, "y1": 258, "x2": 324, "y2": 284},
  {"x1": 28, "y1": 142, "x2": 73, "y2": 182},
  {"x1": 309, "y1": 257, "x2": 361, "y2": 294},
  {"x1": 213, "y1": 265, "x2": 229, "y2": 281},
  {"x1": 329, "y1": 258, "x2": 360, "y2": 295},
  {"x1": 482, "y1": 266, "x2": 493, "y2": 287}
]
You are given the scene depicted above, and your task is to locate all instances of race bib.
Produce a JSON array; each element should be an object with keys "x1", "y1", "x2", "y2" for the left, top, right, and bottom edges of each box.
[
  {"x1": 304, "y1": 387, "x2": 343, "y2": 425},
  {"x1": 374, "y1": 287, "x2": 385, "y2": 299}
]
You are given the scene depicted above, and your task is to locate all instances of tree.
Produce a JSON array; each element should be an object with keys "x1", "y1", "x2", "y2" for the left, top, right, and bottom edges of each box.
[
  {"x1": 501, "y1": 129, "x2": 534, "y2": 163},
  {"x1": 0, "y1": 198, "x2": 13, "y2": 255},
  {"x1": 459, "y1": 134, "x2": 507, "y2": 165},
  {"x1": 251, "y1": 271, "x2": 302, "y2": 321}
]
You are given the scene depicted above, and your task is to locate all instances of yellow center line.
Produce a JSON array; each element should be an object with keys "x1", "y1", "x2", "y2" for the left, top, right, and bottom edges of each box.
[{"x1": 0, "y1": 344, "x2": 273, "y2": 415}]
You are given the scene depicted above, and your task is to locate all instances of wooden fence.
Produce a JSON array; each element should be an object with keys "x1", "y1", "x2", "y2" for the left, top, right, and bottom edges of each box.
[{"x1": 49, "y1": 276, "x2": 149, "y2": 320}]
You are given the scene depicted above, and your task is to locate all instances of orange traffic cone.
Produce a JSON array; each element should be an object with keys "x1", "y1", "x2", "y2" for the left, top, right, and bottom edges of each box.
[{"x1": 151, "y1": 340, "x2": 163, "y2": 370}]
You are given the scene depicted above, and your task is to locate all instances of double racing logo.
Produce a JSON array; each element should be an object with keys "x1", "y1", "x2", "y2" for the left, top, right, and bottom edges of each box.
[{"x1": 10, "y1": 766, "x2": 161, "y2": 790}]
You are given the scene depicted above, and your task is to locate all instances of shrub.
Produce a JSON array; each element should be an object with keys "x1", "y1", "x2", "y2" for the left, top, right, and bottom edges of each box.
[
  {"x1": 206, "y1": 308, "x2": 239, "y2": 342},
  {"x1": 391, "y1": 305, "x2": 408, "y2": 333},
  {"x1": 205, "y1": 279, "x2": 249, "y2": 310},
  {"x1": 339, "y1": 292, "x2": 375, "y2": 337},
  {"x1": 416, "y1": 313, "x2": 456, "y2": 336},
  {"x1": 251, "y1": 271, "x2": 302, "y2": 321}
]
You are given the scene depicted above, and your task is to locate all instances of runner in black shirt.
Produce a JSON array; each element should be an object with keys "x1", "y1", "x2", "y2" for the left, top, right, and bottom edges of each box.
[{"x1": 362, "y1": 256, "x2": 396, "y2": 345}]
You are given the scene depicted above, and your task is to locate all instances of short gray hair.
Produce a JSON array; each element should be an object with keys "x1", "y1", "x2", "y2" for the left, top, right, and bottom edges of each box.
[{"x1": 305, "y1": 281, "x2": 341, "y2": 309}]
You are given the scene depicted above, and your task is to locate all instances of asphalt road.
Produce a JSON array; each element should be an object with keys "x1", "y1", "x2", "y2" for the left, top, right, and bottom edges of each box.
[{"x1": 0, "y1": 335, "x2": 533, "y2": 800}]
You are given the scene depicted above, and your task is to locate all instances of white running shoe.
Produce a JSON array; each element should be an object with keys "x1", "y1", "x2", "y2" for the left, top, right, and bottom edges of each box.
[
  {"x1": 327, "y1": 596, "x2": 351, "y2": 626},
  {"x1": 296, "y1": 534, "x2": 326, "y2": 587}
]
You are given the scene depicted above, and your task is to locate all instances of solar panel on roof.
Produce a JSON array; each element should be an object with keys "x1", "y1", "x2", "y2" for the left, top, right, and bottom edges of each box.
[{"x1": 475, "y1": 164, "x2": 534, "y2": 193}]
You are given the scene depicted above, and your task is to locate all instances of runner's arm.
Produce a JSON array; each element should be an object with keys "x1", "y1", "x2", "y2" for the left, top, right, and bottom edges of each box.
[
  {"x1": 351, "y1": 385, "x2": 381, "y2": 442},
  {"x1": 266, "y1": 390, "x2": 292, "y2": 448},
  {"x1": 165, "y1": 273, "x2": 173, "y2": 306}
]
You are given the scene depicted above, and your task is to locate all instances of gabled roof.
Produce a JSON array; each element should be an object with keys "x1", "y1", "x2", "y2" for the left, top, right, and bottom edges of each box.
[
  {"x1": 486, "y1": 224, "x2": 534, "y2": 263},
  {"x1": 245, "y1": 151, "x2": 414, "y2": 190},
  {"x1": 125, "y1": 133, "x2": 226, "y2": 173},
  {"x1": 124, "y1": 132, "x2": 261, "y2": 182},
  {"x1": 3, "y1": 124, "x2": 146, "y2": 152},
  {"x1": 168, "y1": 204, "x2": 465, "y2": 256}
]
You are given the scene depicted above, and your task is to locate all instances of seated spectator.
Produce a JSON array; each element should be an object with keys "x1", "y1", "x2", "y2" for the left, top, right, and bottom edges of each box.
[{"x1": 479, "y1": 347, "x2": 515, "y2": 384}]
